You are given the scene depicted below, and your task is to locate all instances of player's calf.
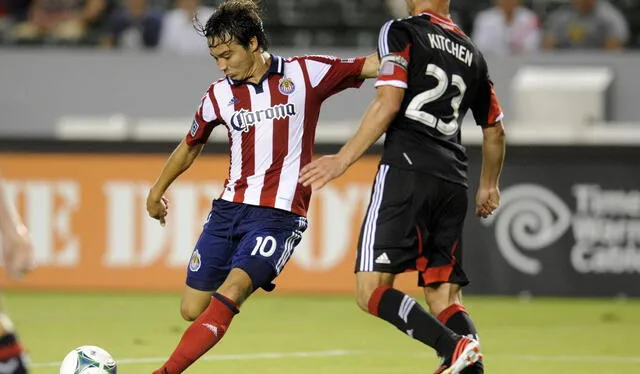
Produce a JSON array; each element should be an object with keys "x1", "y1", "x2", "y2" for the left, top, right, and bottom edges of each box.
[
  {"x1": 425, "y1": 285, "x2": 484, "y2": 373},
  {"x1": 153, "y1": 293, "x2": 240, "y2": 374},
  {"x1": 357, "y1": 274, "x2": 463, "y2": 360}
]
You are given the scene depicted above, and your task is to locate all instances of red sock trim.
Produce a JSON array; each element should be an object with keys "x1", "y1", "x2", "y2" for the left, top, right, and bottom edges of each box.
[
  {"x1": 212, "y1": 293, "x2": 240, "y2": 315},
  {"x1": 367, "y1": 286, "x2": 392, "y2": 316},
  {"x1": 437, "y1": 303, "x2": 467, "y2": 324},
  {"x1": 0, "y1": 343, "x2": 22, "y2": 361}
]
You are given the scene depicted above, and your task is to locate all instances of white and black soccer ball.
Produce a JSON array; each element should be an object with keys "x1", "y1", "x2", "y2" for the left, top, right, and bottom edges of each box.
[{"x1": 60, "y1": 346, "x2": 117, "y2": 374}]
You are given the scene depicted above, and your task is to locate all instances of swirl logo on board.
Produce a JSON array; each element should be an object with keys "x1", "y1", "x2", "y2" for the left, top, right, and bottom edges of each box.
[{"x1": 481, "y1": 184, "x2": 572, "y2": 275}]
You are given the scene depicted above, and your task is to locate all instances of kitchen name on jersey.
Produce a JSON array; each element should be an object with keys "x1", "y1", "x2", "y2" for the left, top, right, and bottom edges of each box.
[{"x1": 427, "y1": 34, "x2": 473, "y2": 67}]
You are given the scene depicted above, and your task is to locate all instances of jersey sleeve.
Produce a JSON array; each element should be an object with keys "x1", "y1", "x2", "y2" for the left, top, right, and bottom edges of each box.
[
  {"x1": 471, "y1": 55, "x2": 504, "y2": 127},
  {"x1": 375, "y1": 20, "x2": 412, "y2": 89},
  {"x1": 302, "y1": 55, "x2": 366, "y2": 101},
  {"x1": 185, "y1": 85, "x2": 223, "y2": 145}
]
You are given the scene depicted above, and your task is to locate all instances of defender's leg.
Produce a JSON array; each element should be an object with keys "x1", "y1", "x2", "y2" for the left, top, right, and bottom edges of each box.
[
  {"x1": 418, "y1": 175, "x2": 482, "y2": 373},
  {"x1": 355, "y1": 165, "x2": 466, "y2": 366}
]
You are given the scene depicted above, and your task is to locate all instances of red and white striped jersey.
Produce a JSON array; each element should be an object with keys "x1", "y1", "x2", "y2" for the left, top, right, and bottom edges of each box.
[{"x1": 186, "y1": 54, "x2": 365, "y2": 217}]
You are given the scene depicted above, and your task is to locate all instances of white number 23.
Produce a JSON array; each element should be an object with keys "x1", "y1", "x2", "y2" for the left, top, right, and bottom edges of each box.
[{"x1": 405, "y1": 64, "x2": 467, "y2": 136}]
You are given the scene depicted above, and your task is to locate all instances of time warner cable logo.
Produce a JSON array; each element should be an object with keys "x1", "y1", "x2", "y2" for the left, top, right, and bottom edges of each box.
[{"x1": 482, "y1": 184, "x2": 640, "y2": 275}]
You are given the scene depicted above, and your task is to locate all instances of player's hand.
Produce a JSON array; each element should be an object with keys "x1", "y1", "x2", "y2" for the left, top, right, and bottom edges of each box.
[
  {"x1": 146, "y1": 189, "x2": 169, "y2": 226},
  {"x1": 475, "y1": 186, "x2": 500, "y2": 218},
  {"x1": 299, "y1": 155, "x2": 348, "y2": 190},
  {"x1": 2, "y1": 224, "x2": 35, "y2": 280}
]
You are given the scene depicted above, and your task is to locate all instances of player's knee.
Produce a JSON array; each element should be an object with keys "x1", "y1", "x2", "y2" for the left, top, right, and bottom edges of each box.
[
  {"x1": 355, "y1": 288, "x2": 372, "y2": 313},
  {"x1": 424, "y1": 283, "x2": 461, "y2": 315},
  {"x1": 355, "y1": 272, "x2": 395, "y2": 313},
  {"x1": 180, "y1": 303, "x2": 204, "y2": 322}
]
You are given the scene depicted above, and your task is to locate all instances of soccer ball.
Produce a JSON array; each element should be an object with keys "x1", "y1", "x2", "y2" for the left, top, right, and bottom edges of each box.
[{"x1": 60, "y1": 346, "x2": 117, "y2": 374}]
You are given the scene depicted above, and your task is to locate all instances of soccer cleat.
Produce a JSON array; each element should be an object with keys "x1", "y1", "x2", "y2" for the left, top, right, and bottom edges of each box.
[{"x1": 433, "y1": 337, "x2": 482, "y2": 374}]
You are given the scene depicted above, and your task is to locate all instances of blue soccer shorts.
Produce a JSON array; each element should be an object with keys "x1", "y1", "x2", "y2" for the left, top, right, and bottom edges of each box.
[{"x1": 186, "y1": 199, "x2": 308, "y2": 292}]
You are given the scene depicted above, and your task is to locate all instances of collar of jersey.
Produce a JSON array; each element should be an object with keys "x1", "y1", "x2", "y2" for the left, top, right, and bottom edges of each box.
[
  {"x1": 417, "y1": 10, "x2": 455, "y2": 26},
  {"x1": 226, "y1": 54, "x2": 285, "y2": 86}
]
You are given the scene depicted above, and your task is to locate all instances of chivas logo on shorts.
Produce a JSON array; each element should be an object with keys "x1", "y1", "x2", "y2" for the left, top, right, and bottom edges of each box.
[
  {"x1": 189, "y1": 249, "x2": 202, "y2": 272},
  {"x1": 278, "y1": 77, "x2": 296, "y2": 95}
]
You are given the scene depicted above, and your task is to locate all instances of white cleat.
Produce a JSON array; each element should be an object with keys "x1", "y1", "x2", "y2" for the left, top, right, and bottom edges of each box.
[{"x1": 437, "y1": 337, "x2": 483, "y2": 374}]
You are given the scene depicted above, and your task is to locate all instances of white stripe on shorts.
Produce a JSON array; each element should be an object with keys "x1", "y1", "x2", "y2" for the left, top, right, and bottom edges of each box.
[
  {"x1": 359, "y1": 164, "x2": 390, "y2": 272},
  {"x1": 275, "y1": 218, "x2": 307, "y2": 273}
]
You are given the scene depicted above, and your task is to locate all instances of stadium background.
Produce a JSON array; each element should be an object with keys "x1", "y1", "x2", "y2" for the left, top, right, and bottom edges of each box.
[{"x1": 1, "y1": 0, "x2": 640, "y2": 373}]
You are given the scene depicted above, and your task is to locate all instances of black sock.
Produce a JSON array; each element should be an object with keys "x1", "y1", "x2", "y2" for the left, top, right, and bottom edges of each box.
[
  {"x1": 438, "y1": 304, "x2": 483, "y2": 373},
  {"x1": 368, "y1": 286, "x2": 458, "y2": 357},
  {"x1": 0, "y1": 333, "x2": 28, "y2": 374}
]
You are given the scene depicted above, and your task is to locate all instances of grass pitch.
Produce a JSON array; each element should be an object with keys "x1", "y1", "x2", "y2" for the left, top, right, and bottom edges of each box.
[{"x1": 7, "y1": 292, "x2": 640, "y2": 373}]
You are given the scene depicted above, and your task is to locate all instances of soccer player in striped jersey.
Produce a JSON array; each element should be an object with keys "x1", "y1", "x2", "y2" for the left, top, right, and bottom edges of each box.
[
  {"x1": 0, "y1": 173, "x2": 35, "y2": 374},
  {"x1": 300, "y1": 0, "x2": 506, "y2": 373},
  {"x1": 145, "y1": 1, "x2": 379, "y2": 373}
]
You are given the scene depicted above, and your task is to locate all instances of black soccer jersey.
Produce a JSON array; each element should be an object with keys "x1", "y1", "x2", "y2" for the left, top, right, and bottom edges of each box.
[{"x1": 376, "y1": 11, "x2": 503, "y2": 187}]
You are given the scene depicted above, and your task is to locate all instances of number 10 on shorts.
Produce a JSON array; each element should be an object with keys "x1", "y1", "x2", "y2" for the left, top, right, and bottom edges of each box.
[{"x1": 251, "y1": 236, "x2": 277, "y2": 257}]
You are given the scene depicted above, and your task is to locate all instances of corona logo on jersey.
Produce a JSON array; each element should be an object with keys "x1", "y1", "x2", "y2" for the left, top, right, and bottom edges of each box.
[
  {"x1": 482, "y1": 184, "x2": 640, "y2": 275},
  {"x1": 229, "y1": 103, "x2": 297, "y2": 132}
]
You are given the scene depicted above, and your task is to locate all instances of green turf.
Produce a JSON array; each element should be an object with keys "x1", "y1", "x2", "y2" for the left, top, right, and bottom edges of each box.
[{"x1": 6, "y1": 292, "x2": 640, "y2": 373}]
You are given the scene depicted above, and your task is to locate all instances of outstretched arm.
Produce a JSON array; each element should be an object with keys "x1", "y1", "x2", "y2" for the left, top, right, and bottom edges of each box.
[
  {"x1": 299, "y1": 85, "x2": 404, "y2": 189},
  {"x1": 147, "y1": 139, "x2": 205, "y2": 225},
  {"x1": 359, "y1": 53, "x2": 380, "y2": 79},
  {"x1": 0, "y1": 174, "x2": 34, "y2": 279}
]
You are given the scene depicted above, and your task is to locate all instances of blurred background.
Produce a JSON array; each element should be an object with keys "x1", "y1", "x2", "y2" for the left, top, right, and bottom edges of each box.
[{"x1": 1, "y1": 0, "x2": 640, "y2": 373}]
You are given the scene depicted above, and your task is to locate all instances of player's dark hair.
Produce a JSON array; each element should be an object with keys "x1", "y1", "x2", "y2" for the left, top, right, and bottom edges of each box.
[{"x1": 195, "y1": 0, "x2": 269, "y2": 51}]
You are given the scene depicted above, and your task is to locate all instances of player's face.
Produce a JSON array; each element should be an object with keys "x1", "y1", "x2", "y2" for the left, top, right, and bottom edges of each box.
[
  {"x1": 496, "y1": 0, "x2": 520, "y2": 12},
  {"x1": 571, "y1": 0, "x2": 597, "y2": 13},
  {"x1": 208, "y1": 36, "x2": 258, "y2": 81}
]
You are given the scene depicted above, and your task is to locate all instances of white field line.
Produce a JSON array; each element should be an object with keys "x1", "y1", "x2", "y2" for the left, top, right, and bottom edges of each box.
[
  {"x1": 410, "y1": 352, "x2": 640, "y2": 364},
  {"x1": 31, "y1": 349, "x2": 363, "y2": 368},
  {"x1": 492, "y1": 354, "x2": 640, "y2": 364},
  {"x1": 32, "y1": 350, "x2": 640, "y2": 368}
]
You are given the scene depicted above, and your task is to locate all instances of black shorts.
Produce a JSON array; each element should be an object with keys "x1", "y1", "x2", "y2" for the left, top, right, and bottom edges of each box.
[{"x1": 355, "y1": 164, "x2": 469, "y2": 287}]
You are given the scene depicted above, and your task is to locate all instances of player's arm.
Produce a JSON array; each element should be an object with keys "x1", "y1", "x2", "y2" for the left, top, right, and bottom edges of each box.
[
  {"x1": 337, "y1": 86, "x2": 403, "y2": 166},
  {"x1": 477, "y1": 122, "x2": 505, "y2": 218},
  {"x1": 299, "y1": 86, "x2": 403, "y2": 189},
  {"x1": 147, "y1": 140, "x2": 204, "y2": 225},
  {"x1": 0, "y1": 174, "x2": 34, "y2": 279},
  {"x1": 603, "y1": 11, "x2": 629, "y2": 50},
  {"x1": 300, "y1": 20, "x2": 410, "y2": 189},
  {"x1": 0, "y1": 176, "x2": 23, "y2": 235},
  {"x1": 359, "y1": 52, "x2": 380, "y2": 79},
  {"x1": 472, "y1": 55, "x2": 506, "y2": 218},
  {"x1": 147, "y1": 87, "x2": 220, "y2": 225}
]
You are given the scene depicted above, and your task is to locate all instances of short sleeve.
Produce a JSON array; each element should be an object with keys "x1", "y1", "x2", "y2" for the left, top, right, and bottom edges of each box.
[
  {"x1": 302, "y1": 55, "x2": 366, "y2": 101},
  {"x1": 375, "y1": 20, "x2": 412, "y2": 89},
  {"x1": 471, "y1": 55, "x2": 504, "y2": 127},
  {"x1": 185, "y1": 85, "x2": 222, "y2": 145}
]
